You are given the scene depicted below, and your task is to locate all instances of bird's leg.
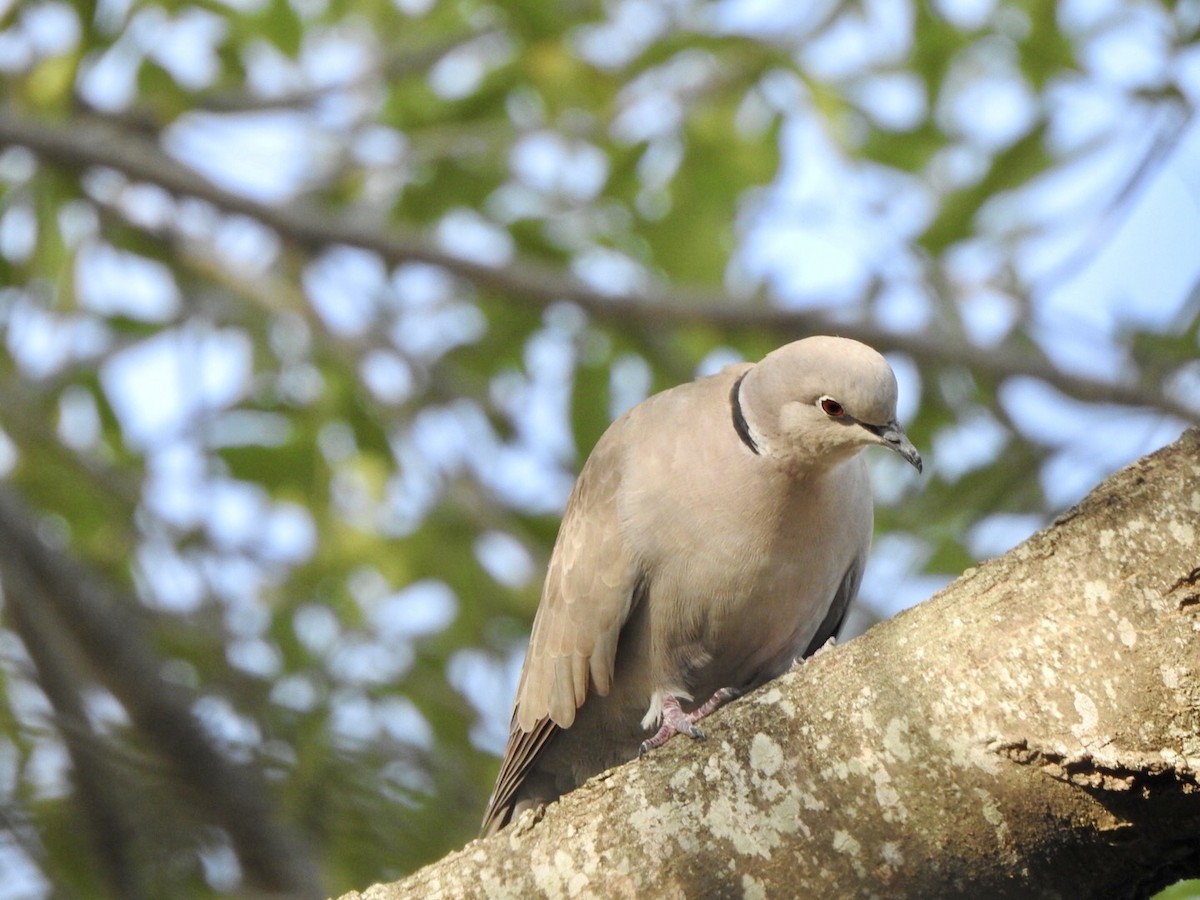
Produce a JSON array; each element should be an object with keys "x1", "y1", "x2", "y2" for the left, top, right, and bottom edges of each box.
[
  {"x1": 638, "y1": 687, "x2": 744, "y2": 756},
  {"x1": 639, "y1": 696, "x2": 698, "y2": 754},
  {"x1": 687, "y1": 685, "x2": 743, "y2": 720}
]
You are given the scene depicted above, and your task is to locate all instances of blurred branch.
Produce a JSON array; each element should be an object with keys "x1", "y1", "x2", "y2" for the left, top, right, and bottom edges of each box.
[
  {"x1": 0, "y1": 488, "x2": 323, "y2": 900},
  {"x1": 3, "y1": 563, "x2": 146, "y2": 900},
  {"x1": 1, "y1": 108, "x2": 1195, "y2": 424},
  {"x1": 0, "y1": 380, "x2": 142, "y2": 506},
  {"x1": 191, "y1": 28, "x2": 501, "y2": 114}
]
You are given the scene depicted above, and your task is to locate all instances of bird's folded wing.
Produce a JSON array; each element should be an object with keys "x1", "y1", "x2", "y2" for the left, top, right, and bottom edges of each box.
[
  {"x1": 801, "y1": 553, "x2": 865, "y2": 658},
  {"x1": 514, "y1": 419, "x2": 643, "y2": 732},
  {"x1": 482, "y1": 422, "x2": 643, "y2": 833}
]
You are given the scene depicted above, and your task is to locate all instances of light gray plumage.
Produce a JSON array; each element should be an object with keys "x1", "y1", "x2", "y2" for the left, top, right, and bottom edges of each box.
[{"x1": 481, "y1": 336, "x2": 921, "y2": 835}]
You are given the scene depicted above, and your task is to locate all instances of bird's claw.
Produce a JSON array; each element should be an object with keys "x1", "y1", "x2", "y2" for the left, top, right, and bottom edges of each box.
[
  {"x1": 638, "y1": 719, "x2": 703, "y2": 756},
  {"x1": 790, "y1": 635, "x2": 838, "y2": 670},
  {"x1": 639, "y1": 688, "x2": 742, "y2": 755}
]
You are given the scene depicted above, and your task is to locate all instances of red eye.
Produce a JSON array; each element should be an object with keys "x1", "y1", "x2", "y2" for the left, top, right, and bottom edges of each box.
[{"x1": 820, "y1": 396, "x2": 844, "y2": 417}]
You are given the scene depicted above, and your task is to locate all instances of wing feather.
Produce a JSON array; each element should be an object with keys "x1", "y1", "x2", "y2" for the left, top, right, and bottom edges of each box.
[
  {"x1": 801, "y1": 542, "x2": 867, "y2": 658},
  {"x1": 514, "y1": 419, "x2": 641, "y2": 730},
  {"x1": 479, "y1": 715, "x2": 557, "y2": 835},
  {"x1": 484, "y1": 414, "x2": 644, "y2": 831}
]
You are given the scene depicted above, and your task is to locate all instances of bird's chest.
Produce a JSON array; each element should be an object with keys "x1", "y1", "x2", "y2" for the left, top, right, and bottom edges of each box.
[{"x1": 626, "y1": 469, "x2": 864, "y2": 686}]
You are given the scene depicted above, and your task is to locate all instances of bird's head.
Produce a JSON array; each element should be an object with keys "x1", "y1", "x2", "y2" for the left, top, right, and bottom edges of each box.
[{"x1": 737, "y1": 336, "x2": 923, "y2": 473}]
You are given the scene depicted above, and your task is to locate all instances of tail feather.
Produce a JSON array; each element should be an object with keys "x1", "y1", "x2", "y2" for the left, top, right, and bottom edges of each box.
[{"x1": 480, "y1": 715, "x2": 559, "y2": 836}]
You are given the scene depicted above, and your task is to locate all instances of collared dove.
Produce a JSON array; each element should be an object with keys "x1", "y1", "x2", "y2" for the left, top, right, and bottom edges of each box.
[{"x1": 481, "y1": 335, "x2": 921, "y2": 835}]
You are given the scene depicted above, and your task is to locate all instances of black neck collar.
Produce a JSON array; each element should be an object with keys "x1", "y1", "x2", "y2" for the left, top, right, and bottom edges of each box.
[{"x1": 730, "y1": 373, "x2": 760, "y2": 455}]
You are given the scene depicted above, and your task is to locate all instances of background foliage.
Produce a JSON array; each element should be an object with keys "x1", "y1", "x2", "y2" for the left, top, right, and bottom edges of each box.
[{"x1": 0, "y1": 0, "x2": 1198, "y2": 896}]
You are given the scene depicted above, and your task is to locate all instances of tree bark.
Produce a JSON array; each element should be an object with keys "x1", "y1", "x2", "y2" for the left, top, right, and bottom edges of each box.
[{"x1": 343, "y1": 428, "x2": 1200, "y2": 899}]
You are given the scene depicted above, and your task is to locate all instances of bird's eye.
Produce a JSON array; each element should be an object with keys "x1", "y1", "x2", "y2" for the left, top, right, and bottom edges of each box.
[{"x1": 819, "y1": 396, "x2": 845, "y2": 418}]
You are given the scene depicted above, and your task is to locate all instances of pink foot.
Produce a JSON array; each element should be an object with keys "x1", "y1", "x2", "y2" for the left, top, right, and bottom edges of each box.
[
  {"x1": 638, "y1": 687, "x2": 744, "y2": 756},
  {"x1": 688, "y1": 686, "x2": 742, "y2": 720}
]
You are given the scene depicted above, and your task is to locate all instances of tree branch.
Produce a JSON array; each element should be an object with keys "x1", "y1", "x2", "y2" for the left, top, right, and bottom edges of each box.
[
  {"x1": 188, "y1": 28, "x2": 503, "y2": 114},
  {"x1": 346, "y1": 429, "x2": 1200, "y2": 898},
  {"x1": 0, "y1": 489, "x2": 323, "y2": 900},
  {"x1": 3, "y1": 562, "x2": 147, "y2": 900},
  {"x1": 0, "y1": 108, "x2": 1194, "y2": 424}
]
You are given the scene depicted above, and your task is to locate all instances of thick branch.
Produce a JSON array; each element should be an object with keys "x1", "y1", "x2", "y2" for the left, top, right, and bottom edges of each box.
[
  {"x1": 348, "y1": 429, "x2": 1200, "y2": 898},
  {"x1": 0, "y1": 109, "x2": 1194, "y2": 424}
]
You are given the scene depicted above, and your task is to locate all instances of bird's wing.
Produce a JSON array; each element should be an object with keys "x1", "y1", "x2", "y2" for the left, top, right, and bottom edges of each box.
[
  {"x1": 481, "y1": 414, "x2": 644, "y2": 834},
  {"x1": 800, "y1": 458, "x2": 873, "y2": 658},
  {"x1": 514, "y1": 417, "x2": 644, "y2": 731},
  {"x1": 800, "y1": 551, "x2": 865, "y2": 658},
  {"x1": 480, "y1": 713, "x2": 558, "y2": 836}
]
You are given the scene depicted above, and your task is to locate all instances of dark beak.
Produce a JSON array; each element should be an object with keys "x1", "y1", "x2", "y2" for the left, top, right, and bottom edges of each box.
[{"x1": 866, "y1": 421, "x2": 922, "y2": 473}]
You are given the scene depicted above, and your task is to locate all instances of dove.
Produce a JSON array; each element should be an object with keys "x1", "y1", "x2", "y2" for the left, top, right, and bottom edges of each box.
[{"x1": 481, "y1": 336, "x2": 921, "y2": 835}]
